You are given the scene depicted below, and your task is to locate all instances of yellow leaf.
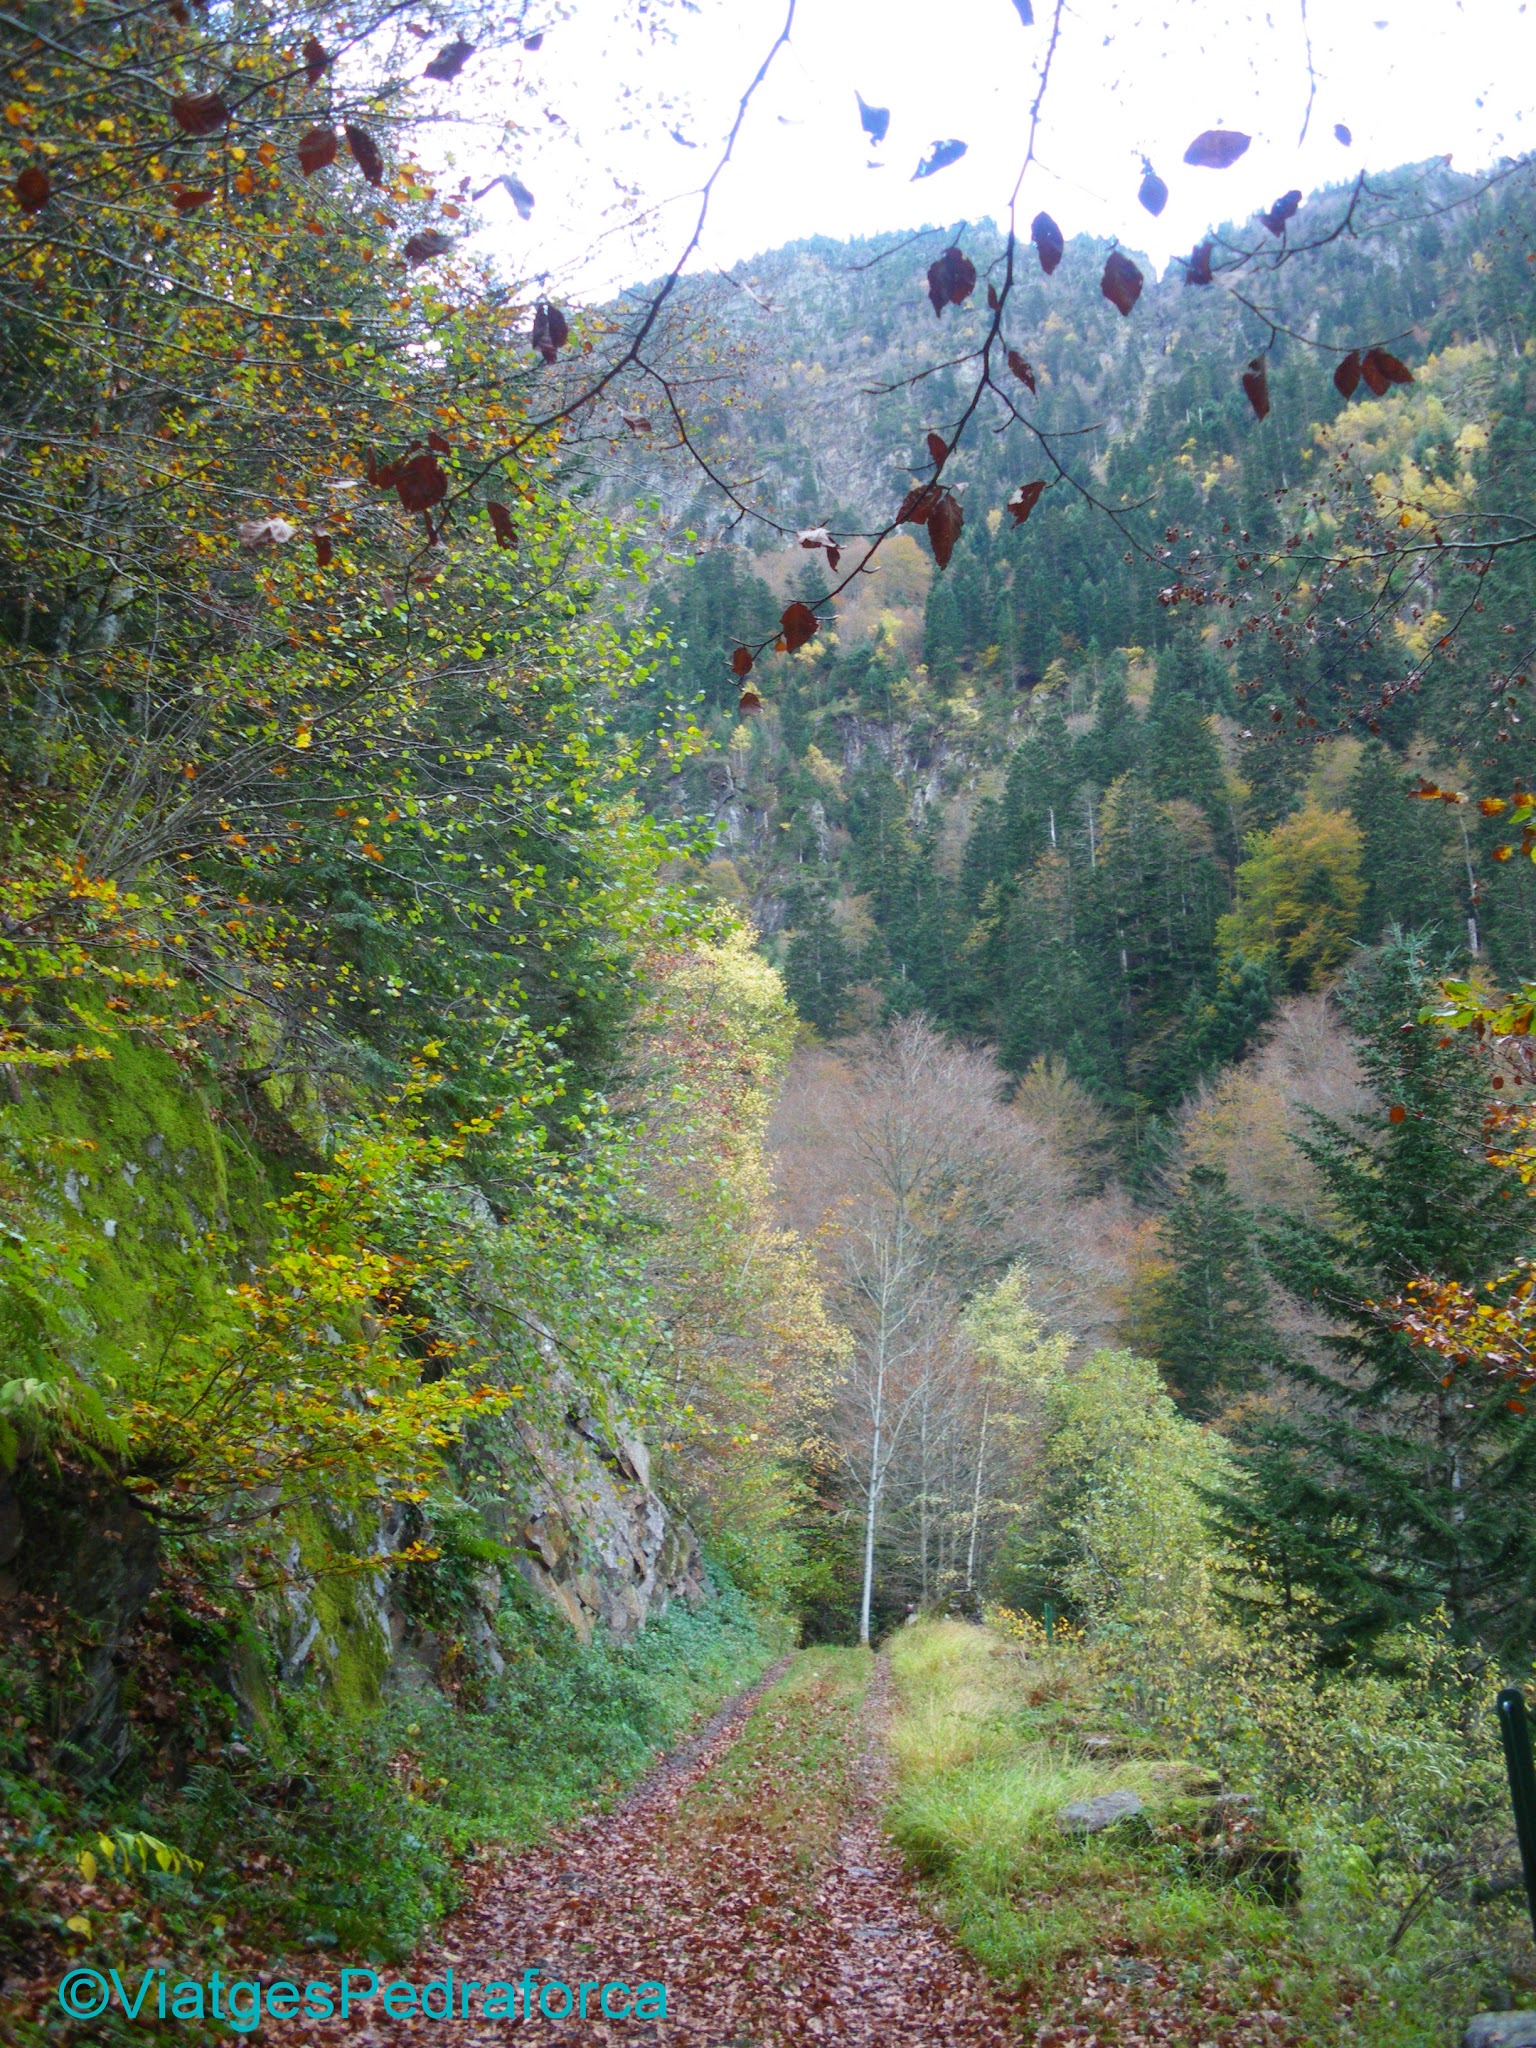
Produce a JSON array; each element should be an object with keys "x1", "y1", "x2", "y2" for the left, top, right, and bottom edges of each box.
[
  {"x1": 294, "y1": 727, "x2": 312, "y2": 748},
  {"x1": 77, "y1": 1850, "x2": 97, "y2": 1881},
  {"x1": 66, "y1": 1915, "x2": 91, "y2": 1936}
]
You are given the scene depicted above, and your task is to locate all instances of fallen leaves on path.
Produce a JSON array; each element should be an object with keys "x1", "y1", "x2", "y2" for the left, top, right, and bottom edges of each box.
[{"x1": 294, "y1": 1652, "x2": 1300, "y2": 2047}]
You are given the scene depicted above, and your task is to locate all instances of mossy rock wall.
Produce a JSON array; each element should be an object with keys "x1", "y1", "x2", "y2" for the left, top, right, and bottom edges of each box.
[{"x1": 1, "y1": 1045, "x2": 706, "y2": 1779}]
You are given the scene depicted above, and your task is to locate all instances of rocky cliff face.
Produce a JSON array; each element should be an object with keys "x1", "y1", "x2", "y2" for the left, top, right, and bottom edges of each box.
[
  {"x1": 1, "y1": 1382, "x2": 705, "y2": 1772},
  {"x1": 504, "y1": 1375, "x2": 707, "y2": 1642}
]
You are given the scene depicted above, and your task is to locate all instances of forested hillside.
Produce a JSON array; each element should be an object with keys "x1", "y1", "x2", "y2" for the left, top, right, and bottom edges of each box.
[
  {"x1": 635, "y1": 164, "x2": 1536, "y2": 1157},
  {"x1": 5, "y1": 0, "x2": 1536, "y2": 2039}
]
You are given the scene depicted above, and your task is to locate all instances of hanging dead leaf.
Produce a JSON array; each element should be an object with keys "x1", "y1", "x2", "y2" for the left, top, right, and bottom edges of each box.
[
  {"x1": 912, "y1": 139, "x2": 967, "y2": 180},
  {"x1": 780, "y1": 601, "x2": 818, "y2": 652},
  {"x1": 1364, "y1": 346, "x2": 1413, "y2": 387},
  {"x1": 487, "y1": 500, "x2": 517, "y2": 547},
  {"x1": 731, "y1": 646, "x2": 754, "y2": 678},
  {"x1": 925, "y1": 431, "x2": 947, "y2": 465},
  {"x1": 395, "y1": 450, "x2": 446, "y2": 512},
  {"x1": 1007, "y1": 481, "x2": 1046, "y2": 525},
  {"x1": 238, "y1": 515, "x2": 297, "y2": 547},
  {"x1": 170, "y1": 186, "x2": 213, "y2": 212},
  {"x1": 1011, "y1": 0, "x2": 1034, "y2": 19},
  {"x1": 303, "y1": 37, "x2": 329, "y2": 83},
  {"x1": 926, "y1": 489, "x2": 963, "y2": 569},
  {"x1": 531, "y1": 301, "x2": 569, "y2": 362},
  {"x1": 799, "y1": 525, "x2": 835, "y2": 550},
  {"x1": 826, "y1": 546, "x2": 841, "y2": 571},
  {"x1": 474, "y1": 172, "x2": 536, "y2": 219},
  {"x1": 1259, "y1": 188, "x2": 1302, "y2": 235},
  {"x1": 986, "y1": 283, "x2": 999, "y2": 310},
  {"x1": 1100, "y1": 250, "x2": 1143, "y2": 317},
  {"x1": 1334, "y1": 350, "x2": 1362, "y2": 399},
  {"x1": 425, "y1": 36, "x2": 475, "y2": 80},
  {"x1": 896, "y1": 482, "x2": 942, "y2": 526},
  {"x1": 14, "y1": 166, "x2": 49, "y2": 212},
  {"x1": 1011, "y1": 479, "x2": 1048, "y2": 524},
  {"x1": 404, "y1": 230, "x2": 452, "y2": 265},
  {"x1": 926, "y1": 245, "x2": 976, "y2": 315},
  {"x1": 1031, "y1": 211, "x2": 1064, "y2": 275},
  {"x1": 1138, "y1": 165, "x2": 1168, "y2": 216},
  {"x1": 345, "y1": 124, "x2": 385, "y2": 185},
  {"x1": 297, "y1": 126, "x2": 338, "y2": 175},
  {"x1": 1334, "y1": 122, "x2": 1352, "y2": 145},
  {"x1": 1183, "y1": 128, "x2": 1250, "y2": 168},
  {"x1": 313, "y1": 531, "x2": 334, "y2": 567},
  {"x1": 172, "y1": 92, "x2": 229, "y2": 137},
  {"x1": 856, "y1": 93, "x2": 889, "y2": 146},
  {"x1": 1241, "y1": 355, "x2": 1271, "y2": 419},
  {"x1": 1007, "y1": 350, "x2": 1037, "y2": 394},
  {"x1": 1360, "y1": 352, "x2": 1389, "y2": 395},
  {"x1": 737, "y1": 689, "x2": 763, "y2": 713},
  {"x1": 524, "y1": 31, "x2": 544, "y2": 50},
  {"x1": 1185, "y1": 240, "x2": 1214, "y2": 286}
]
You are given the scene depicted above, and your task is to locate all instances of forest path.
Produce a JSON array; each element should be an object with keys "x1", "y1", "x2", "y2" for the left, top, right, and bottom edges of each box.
[{"x1": 302, "y1": 1646, "x2": 1030, "y2": 2047}]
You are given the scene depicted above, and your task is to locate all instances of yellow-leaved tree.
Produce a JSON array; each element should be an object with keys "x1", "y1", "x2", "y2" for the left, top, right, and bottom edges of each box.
[
  {"x1": 1217, "y1": 803, "x2": 1365, "y2": 993},
  {"x1": 629, "y1": 930, "x2": 846, "y2": 1608}
]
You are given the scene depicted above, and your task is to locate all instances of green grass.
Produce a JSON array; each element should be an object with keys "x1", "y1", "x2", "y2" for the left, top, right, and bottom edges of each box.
[{"x1": 883, "y1": 1620, "x2": 1468, "y2": 2048}]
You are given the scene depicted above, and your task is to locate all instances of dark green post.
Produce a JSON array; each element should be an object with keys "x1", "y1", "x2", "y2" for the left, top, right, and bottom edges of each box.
[
  {"x1": 1497, "y1": 1686, "x2": 1536, "y2": 1947},
  {"x1": 1042, "y1": 1601, "x2": 1055, "y2": 1645}
]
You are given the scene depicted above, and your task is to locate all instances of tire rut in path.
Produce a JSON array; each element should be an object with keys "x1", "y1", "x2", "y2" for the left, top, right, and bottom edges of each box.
[{"x1": 302, "y1": 1652, "x2": 1030, "y2": 2047}]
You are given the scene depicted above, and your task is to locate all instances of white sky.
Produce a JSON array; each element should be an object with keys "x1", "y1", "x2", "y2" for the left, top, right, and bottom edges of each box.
[{"x1": 463, "y1": 0, "x2": 1536, "y2": 292}]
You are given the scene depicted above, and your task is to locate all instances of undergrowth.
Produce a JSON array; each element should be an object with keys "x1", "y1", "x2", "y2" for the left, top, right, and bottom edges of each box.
[
  {"x1": 2, "y1": 1573, "x2": 785, "y2": 2044},
  {"x1": 885, "y1": 1619, "x2": 1532, "y2": 2048}
]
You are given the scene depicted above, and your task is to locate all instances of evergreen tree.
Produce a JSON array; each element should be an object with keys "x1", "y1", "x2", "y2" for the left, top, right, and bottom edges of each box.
[
  {"x1": 1346, "y1": 743, "x2": 1461, "y2": 946},
  {"x1": 997, "y1": 849, "x2": 1107, "y2": 1085},
  {"x1": 1155, "y1": 633, "x2": 1234, "y2": 714},
  {"x1": 1092, "y1": 773, "x2": 1226, "y2": 1111},
  {"x1": 1136, "y1": 1166, "x2": 1277, "y2": 1418},
  {"x1": 1215, "y1": 939, "x2": 1536, "y2": 1660},
  {"x1": 844, "y1": 757, "x2": 912, "y2": 926},
  {"x1": 1184, "y1": 951, "x2": 1274, "y2": 1073},
  {"x1": 1001, "y1": 702, "x2": 1077, "y2": 873},
  {"x1": 923, "y1": 573, "x2": 964, "y2": 687},
  {"x1": 1078, "y1": 661, "x2": 1141, "y2": 790},
  {"x1": 1237, "y1": 726, "x2": 1310, "y2": 834},
  {"x1": 781, "y1": 889, "x2": 854, "y2": 1037},
  {"x1": 1144, "y1": 665, "x2": 1234, "y2": 853}
]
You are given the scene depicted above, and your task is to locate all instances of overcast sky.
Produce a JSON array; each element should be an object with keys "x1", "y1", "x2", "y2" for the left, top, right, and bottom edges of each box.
[{"x1": 466, "y1": 0, "x2": 1536, "y2": 293}]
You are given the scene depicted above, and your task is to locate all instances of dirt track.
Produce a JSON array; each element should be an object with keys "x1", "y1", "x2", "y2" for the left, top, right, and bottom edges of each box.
[{"x1": 299, "y1": 1651, "x2": 1028, "y2": 2047}]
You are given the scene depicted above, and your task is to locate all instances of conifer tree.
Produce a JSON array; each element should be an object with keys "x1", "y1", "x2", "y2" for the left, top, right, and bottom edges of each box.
[
  {"x1": 1346, "y1": 743, "x2": 1461, "y2": 947},
  {"x1": 1078, "y1": 661, "x2": 1141, "y2": 790},
  {"x1": 1135, "y1": 1165, "x2": 1277, "y2": 1418},
  {"x1": 782, "y1": 890, "x2": 853, "y2": 1037},
  {"x1": 1216, "y1": 939, "x2": 1536, "y2": 1660},
  {"x1": 1144, "y1": 665, "x2": 1234, "y2": 853},
  {"x1": 997, "y1": 849, "x2": 1107, "y2": 1084},
  {"x1": 1237, "y1": 726, "x2": 1311, "y2": 834},
  {"x1": 1001, "y1": 703, "x2": 1077, "y2": 872},
  {"x1": 923, "y1": 573, "x2": 964, "y2": 687}
]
